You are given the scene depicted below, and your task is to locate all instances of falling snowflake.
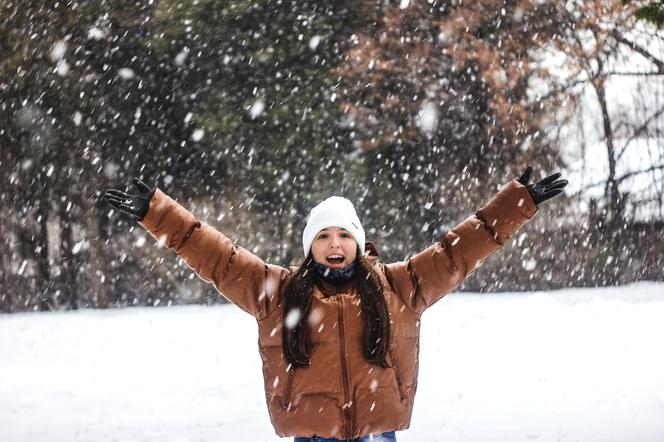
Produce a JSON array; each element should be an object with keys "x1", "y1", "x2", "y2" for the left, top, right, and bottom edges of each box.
[
  {"x1": 309, "y1": 35, "x2": 322, "y2": 50},
  {"x1": 118, "y1": 68, "x2": 135, "y2": 80},
  {"x1": 522, "y1": 258, "x2": 537, "y2": 271},
  {"x1": 72, "y1": 111, "x2": 83, "y2": 126},
  {"x1": 50, "y1": 41, "x2": 67, "y2": 61},
  {"x1": 175, "y1": 48, "x2": 189, "y2": 66},
  {"x1": 285, "y1": 308, "x2": 302, "y2": 330},
  {"x1": 87, "y1": 26, "x2": 106, "y2": 40},
  {"x1": 191, "y1": 129, "x2": 205, "y2": 141},
  {"x1": 417, "y1": 102, "x2": 437, "y2": 134},
  {"x1": 250, "y1": 100, "x2": 265, "y2": 119}
]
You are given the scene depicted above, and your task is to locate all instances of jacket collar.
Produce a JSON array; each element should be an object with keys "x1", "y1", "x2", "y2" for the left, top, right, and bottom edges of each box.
[{"x1": 315, "y1": 276, "x2": 355, "y2": 296}]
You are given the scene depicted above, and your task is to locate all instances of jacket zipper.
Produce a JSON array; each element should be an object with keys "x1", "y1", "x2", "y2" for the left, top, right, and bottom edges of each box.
[
  {"x1": 336, "y1": 295, "x2": 353, "y2": 438},
  {"x1": 390, "y1": 347, "x2": 406, "y2": 401}
]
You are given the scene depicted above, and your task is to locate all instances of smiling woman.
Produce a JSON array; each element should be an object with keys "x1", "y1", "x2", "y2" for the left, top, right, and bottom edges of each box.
[
  {"x1": 102, "y1": 166, "x2": 567, "y2": 442},
  {"x1": 311, "y1": 227, "x2": 357, "y2": 269}
]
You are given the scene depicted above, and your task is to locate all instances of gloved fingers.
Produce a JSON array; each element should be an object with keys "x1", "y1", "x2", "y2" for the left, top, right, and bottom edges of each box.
[
  {"x1": 105, "y1": 189, "x2": 129, "y2": 199},
  {"x1": 537, "y1": 172, "x2": 562, "y2": 186},
  {"x1": 117, "y1": 203, "x2": 139, "y2": 216},
  {"x1": 104, "y1": 196, "x2": 140, "y2": 217},
  {"x1": 539, "y1": 188, "x2": 564, "y2": 203},
  {"x1": 103, "y1": 194, "x2": 121, "y2": 205},
  {"x1": 104, "y1": 197, "x2": 119, "y2": 209},
  {"x1": 104, "y1": 197, "x2": 129, "y2": 210},
  {"x1": 133, "y1": 178, "x2": 153, "y2": 196},
  {"x1": 517, "y1": 166, "x2": 532, "y2": 185},
  {"x1": 104, "y1": 194, "x2": 132, "y2": 205},
  {"x1": 546, "y1": 179, "x2": 568, "y2": 191}
]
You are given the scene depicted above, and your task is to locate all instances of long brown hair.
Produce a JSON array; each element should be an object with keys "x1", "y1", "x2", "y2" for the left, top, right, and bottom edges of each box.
[{"x1": 282, "y1": 250, "x2": 391, "y2": 369}]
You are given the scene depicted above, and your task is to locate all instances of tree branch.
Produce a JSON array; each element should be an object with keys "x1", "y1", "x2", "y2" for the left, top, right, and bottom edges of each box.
[
  {"x1": 615, "y1": 163, "x2": 664, "y2": 184},
  {"x1": 570, "y1": 163, "x2": 664, "y2": 198},
  {"x1": 606, "y1": 71, "x2": 664, "y2": 76},
  {"x1": 608, "y1": 30, "x2": 664, "y2": 73},
  {"x1": 617, "y1": 103, "x2": 664, "y2": 162}
]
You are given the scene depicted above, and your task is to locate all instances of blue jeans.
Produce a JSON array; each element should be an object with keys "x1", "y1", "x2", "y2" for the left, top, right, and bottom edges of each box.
[{"x1": 294, "y1": 431, "x2": 396, "y2": 442}]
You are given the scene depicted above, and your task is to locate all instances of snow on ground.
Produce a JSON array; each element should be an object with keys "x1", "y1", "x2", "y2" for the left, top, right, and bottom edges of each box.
[{"x1": 1, "y1": 283, "x2": 663, "y2": 442}]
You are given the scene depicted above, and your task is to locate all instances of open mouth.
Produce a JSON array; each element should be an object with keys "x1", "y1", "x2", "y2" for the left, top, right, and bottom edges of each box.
[{"x1": 326, "y1": 255, "x2": 345, "y2": 265}]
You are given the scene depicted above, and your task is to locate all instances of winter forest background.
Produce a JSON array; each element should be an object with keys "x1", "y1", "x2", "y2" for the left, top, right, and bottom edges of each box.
[{"x1": 1, "y1": 0, "x2": 664, "y2": 312}]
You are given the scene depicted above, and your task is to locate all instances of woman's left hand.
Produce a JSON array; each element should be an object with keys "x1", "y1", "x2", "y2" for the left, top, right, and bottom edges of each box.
[
  {"x1": 517, "y1": 166, "x2": 568, "y2": 206},
  {"x1": 103, "y1": 178, "x2": 154, "y2": 221}
]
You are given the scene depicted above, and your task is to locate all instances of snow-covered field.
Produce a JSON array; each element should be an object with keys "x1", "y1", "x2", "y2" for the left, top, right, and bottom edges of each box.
[{"x1": 1, "y1": 283, "x2": 663, "y2": 442}]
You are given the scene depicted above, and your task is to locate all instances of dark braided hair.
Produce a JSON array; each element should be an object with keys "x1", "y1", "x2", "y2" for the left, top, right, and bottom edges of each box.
[
  {"x1": 281, "y1": 257, "x2": 316, "y2": 368},
  {"x1": 282, "y1": 250, "x2": 391, "y2": 369}
]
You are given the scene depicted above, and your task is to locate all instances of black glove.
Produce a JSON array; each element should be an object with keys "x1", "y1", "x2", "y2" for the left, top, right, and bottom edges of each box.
[
  {"x1": 103, "y1": 178, "x2": 155, "y2": 221},
  {"x1": 517, "y1": 166, "x2": 568, "y2": 206}
]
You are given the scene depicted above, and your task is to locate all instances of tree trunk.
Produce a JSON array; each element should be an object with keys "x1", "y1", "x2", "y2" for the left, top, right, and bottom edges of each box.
[
  {"x1": 59, "y1": 205, "x2": 79, "y2": 310},
  {"x1": 591, "y1": 69, "x2": 622, "y2": 229},
  {"x1": 0, "y1": 212, "x2": 13, "y2": 313},
  {"x1": 36, "y1": 198, "x2": 52, "y2": 311},
  {"x1": 82, "y1": 192, "x2": 109, "y2": 308}
]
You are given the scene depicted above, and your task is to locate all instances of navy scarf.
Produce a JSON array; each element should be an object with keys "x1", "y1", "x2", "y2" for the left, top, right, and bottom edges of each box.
[{"x1": 312, "y1": 262, "x2": 357, "y2": 283}]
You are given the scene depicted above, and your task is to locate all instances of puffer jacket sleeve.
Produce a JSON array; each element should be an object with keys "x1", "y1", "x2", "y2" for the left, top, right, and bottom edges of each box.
[
  {"x1": 383, "y1": 179, "x2": 538, "y2": 315},
  {"x1": 138, "y1": 189, "x2": 287, "y2": 319}
]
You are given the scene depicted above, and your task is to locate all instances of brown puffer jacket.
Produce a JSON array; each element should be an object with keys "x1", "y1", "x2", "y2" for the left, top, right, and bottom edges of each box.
[{"x1": 138, "y1": 179, "x2": 537, "y2": 439}]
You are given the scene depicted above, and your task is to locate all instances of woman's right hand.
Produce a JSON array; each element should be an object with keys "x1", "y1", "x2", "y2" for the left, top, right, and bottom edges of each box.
[
  {"x1": 517, "y1": 166, "x2": 568, "y2": 206},
  {"x1": 103, "y1": 178, "x2": 155, "y2": 221}
]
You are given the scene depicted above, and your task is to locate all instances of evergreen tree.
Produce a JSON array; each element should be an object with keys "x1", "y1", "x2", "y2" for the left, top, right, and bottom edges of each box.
[
  {"x1": 148, "y1": 0, "x2": 363, "y2": 264},
  {"x1": 0, "y1": 0, "x2": 199, "y2": 309},
  {"x1": 624, "y1": 1, "x2": 664, "y2": 27}
]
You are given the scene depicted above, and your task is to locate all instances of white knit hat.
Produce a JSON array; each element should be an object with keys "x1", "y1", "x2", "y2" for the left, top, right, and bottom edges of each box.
[{"x1": 302, "y1": 196, "x2": 365, "y2": 258}]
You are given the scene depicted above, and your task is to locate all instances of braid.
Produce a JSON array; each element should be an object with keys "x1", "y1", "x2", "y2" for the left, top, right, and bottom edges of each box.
[
  {"x1": 357, "y1": 258, "x2": 391, "y2": 368},
  {"x1": 282, "y1": 257, "x2": 315, "y2": 369}
]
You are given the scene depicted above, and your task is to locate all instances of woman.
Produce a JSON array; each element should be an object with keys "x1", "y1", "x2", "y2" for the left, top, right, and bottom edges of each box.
[{"x1": 104, "y1": 166, "x2": 567, "y2": 442}]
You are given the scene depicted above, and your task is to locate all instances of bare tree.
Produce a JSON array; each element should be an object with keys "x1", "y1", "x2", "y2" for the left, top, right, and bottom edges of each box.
[{"x1": 553, "y1": 0, "x2": 664, "y2": 227}]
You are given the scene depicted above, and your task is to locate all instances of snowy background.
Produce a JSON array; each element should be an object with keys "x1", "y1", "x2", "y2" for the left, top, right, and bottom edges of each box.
[
  {"x1": 2, "y1": 283, "x2": 663, "y2": 442},
  {"x1": 3, "y1": 1, "x2": 664, "y2": 314},
  {"x1": 2, "y1": 2, "x2": 664, "y2": 441}
]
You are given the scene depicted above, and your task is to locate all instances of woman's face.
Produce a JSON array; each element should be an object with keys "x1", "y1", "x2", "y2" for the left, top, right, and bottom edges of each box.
[{"x1": 311, "y1": 227, "x2": 357, "y2": 269}]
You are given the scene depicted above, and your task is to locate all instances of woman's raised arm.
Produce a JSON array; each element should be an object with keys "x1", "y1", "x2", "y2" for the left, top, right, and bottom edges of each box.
[
  {"x1": 382, "y1": 167, "x2": 567, "y2": 316},
  {"x1": 104, "y1": 179, "x2": 287, "y2": 319}
]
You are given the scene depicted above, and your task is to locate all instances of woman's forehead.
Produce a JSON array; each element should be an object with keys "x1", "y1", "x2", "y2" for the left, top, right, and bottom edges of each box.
[{"x1": 317, "y1": 227, "x2": 349, "y2": 233}]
